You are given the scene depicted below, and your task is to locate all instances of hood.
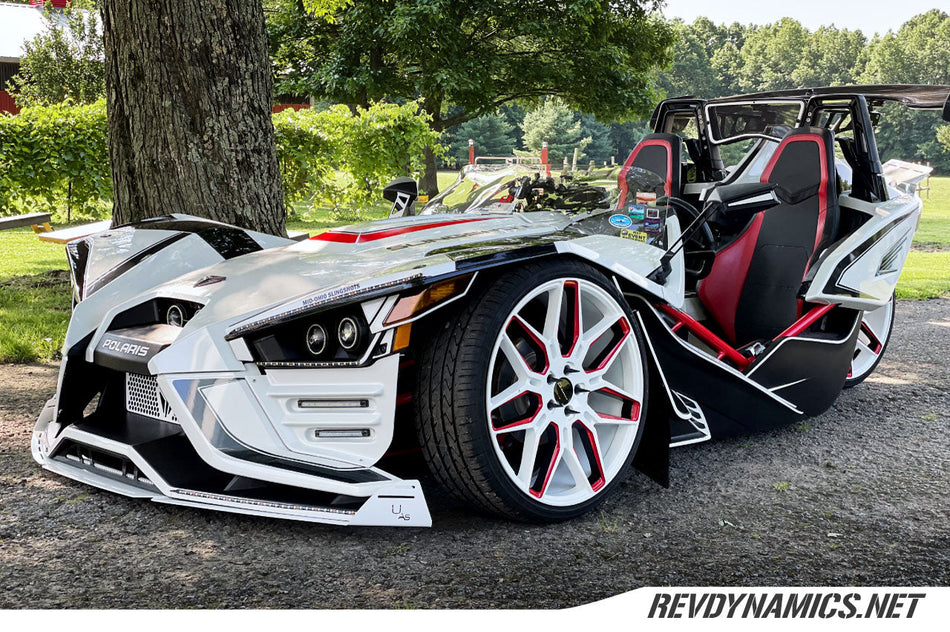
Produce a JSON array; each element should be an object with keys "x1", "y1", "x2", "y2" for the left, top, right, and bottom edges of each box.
[{"x1": 154, "y1": 212, "x2": 572, "y2": 332}]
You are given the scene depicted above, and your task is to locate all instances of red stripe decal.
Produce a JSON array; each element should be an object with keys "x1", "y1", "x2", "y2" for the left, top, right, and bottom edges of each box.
[{"x1": 311, "y1": 218, "x2": 496, "y2": 244}]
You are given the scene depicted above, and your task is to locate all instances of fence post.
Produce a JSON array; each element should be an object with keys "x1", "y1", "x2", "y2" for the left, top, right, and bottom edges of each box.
[
  {"x1": 468, "y1": 139, "x2": 475, "y2": 165},
  {"x1": 541, "y1": 142, "x2": 549, "y2": 176}
]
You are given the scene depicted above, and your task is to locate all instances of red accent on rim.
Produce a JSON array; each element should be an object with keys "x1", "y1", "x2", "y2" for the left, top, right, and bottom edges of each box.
[
  {"x1": 655, "y1": 304, "x2": 754, "y2": 370},
  {"x1": 491, "y1": 392, "x2": 543, "y2": 432},
  {"x1": 574, "y1": 422, "x2": 606, "y2": 492},
  {"x1": 860, "y1": 322, "x2": 884, "y2": 354},
  {"x1": 586, "y1": 317, "x2": 632, "y2": 372},
  {"x1": 776, "y1": 303, "x2": 836, "y2": 339},
  {"x1": 529, "y1": 425, "x2": 560, "y2": 499},
  {"x1": 311, "y1": 218, "x2": 496, "y2": 244},
  {"x1": 509, "y1": 316, "x2": 550, "y2": 374},
  {"x1": 564, "y1": 280, "x2": 581, "y2": 357},
  {"x1": 594, "y1": 386, "x2": 642, "y2": 422}
]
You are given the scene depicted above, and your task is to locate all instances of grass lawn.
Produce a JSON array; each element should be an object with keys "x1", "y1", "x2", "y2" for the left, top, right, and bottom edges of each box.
[
  {"x1": 915, "y1": 175, "x2": 950, "y2": 247},
  {"x1": 0, "y1": 170, "x2": 946, "y2": 363}
]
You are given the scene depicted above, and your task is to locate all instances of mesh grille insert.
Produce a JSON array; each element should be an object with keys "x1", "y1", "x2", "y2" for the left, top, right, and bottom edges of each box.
[{"x1": 126, "y1": 373, "x2": 178, "y2": 424}]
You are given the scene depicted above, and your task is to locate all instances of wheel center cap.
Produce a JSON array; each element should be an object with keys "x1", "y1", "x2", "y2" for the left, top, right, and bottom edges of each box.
[{"x1": 552, "y1": 377, "x2": 574, "y2": 406}]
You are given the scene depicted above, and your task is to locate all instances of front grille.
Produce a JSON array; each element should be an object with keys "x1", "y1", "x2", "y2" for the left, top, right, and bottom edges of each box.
[{"x1": 126, "y1": 373, "x2": 178, "y2": 423}]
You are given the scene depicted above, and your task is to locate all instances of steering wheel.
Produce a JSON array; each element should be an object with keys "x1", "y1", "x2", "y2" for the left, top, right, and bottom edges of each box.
[{"x1": 664, "y1": 197, "x2": 717, "y2": 281}]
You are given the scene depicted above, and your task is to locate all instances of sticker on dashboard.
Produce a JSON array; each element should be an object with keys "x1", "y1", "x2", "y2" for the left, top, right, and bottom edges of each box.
[{"x1": 609, "y1": 214, "x2": 634, "y2": 228}]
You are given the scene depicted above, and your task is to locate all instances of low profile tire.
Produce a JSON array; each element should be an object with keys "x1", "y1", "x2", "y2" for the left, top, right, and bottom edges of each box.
[
  {"x1": 844, "y1": 293, "x2": 895, "y2": 388},
  {"x1": 414, "y1": 260, "x2": 649, "y2": 522}
]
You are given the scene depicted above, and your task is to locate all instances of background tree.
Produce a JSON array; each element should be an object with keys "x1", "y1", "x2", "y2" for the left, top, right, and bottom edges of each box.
[
  {"x1": 519, "y1": 99, "x2": 590, "y2": 165},
  {"x1": 658, "y1": 20, "x2": 722, "y2": 99},
  {"x1": 790, "y1": 26, "x2": 865, "y2": 87},
  {"x1": 11, "y1": 7, "x2": 104, "y2": 107},
  {"x1": 859, "y1": 10, "x2": 950, "y2": 170},
  {"x1": 736, "y1": 19, "x2": 809, "y2": 92},
  {"x1": 102, "y1": 0, "x2": 285, "y2": 234},
  {"x1": 268, "y1": 0, "x2": 674, "y2": 194},
  {"x1": 578, "y1": 115, "x2": 614, "y2": 165},
  {"x1": 444, "y1": 114, "x2": 516, "y2": 166}
]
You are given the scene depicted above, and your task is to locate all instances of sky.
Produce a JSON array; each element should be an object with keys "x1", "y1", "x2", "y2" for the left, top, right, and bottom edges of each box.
[{"x1": 660, "y1": 0, "x2": 943, "y2": 35}]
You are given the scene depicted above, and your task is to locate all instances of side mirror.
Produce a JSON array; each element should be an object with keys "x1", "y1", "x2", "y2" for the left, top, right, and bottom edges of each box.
[
  {"x1": 706, "y1": 181, "x2": 779, "y2": 231},
  {"x1": 709, "y1": 181, "x2": 779, "y2": 214},
  {"x1": 383, "y1": 177, "x2": 419, "y2": 217}
]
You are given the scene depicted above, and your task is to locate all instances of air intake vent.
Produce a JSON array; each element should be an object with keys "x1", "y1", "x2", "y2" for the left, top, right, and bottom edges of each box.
[{"x1": 126, "y1": 373, "x2": 178, "y2": 423}]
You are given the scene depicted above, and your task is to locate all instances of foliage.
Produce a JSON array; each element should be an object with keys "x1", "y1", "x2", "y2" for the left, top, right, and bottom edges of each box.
[
  {"x1": 520, "y1": 99, "x2": 590, "y2": 165},
  {"x1": 658, "y1": 20, "x2": 723, "y2": 98},
  {"x1": 859, "y1": 10, "x2": 950, "y2": 172},
  {"x1": 267, "y1": 0, "x2": 674, "y2": 190},
  {"x1": 0, "y1": 99, "x2": 437, "y2": 221},
  {"x1": 736, "y1": 19, "x2": 810, "y2": 92},
  {"x1": 938, "y1": 126, "x2": 950, "y2": 154},
  {"x1": 273, "y1": 100, "x2": 441, "y2": 217},
  {"x1": 0, "y1": 100, "x2": 111, "y2": 219},
  {"x1": 579, "y1": 115, "x2": 614, "y2": 166},
  {"x1": 444, "y1": 114, "x2": 517, "y2": 167},
  {"x1": 10, "y1": 7, "x2": 105, "y2": 108}
]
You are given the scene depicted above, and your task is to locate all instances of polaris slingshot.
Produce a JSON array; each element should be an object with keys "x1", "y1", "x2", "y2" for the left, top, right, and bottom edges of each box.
[{"x1": 32, "y1": 85, "x2": 949, "y2": 526}]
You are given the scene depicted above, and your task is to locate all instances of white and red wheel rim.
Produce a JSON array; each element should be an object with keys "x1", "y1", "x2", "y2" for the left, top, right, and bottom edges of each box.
[
  {"x1": 850, "y1": 296, "x2": 894, "y2": 381},
  {"x1": 485, "y1": 278, "x2": 644, "y2": 507}
]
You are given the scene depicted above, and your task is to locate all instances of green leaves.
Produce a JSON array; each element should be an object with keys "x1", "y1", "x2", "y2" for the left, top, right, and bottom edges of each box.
[
  {"x1": 1, "y1": 100, "x2": 439, "y2": 221},
  {"x1": 268, "y1": 0, "x2": 675, "y2": 125},
  {"x1": 273, "y1": 101, "x2": 441, "y2": 214},
  {"x1": 10, "y1": 7, "x2": 105, "y2": 108},
  {"x1": 0, "y1": 100, "x2": 110, "y2": 219}
]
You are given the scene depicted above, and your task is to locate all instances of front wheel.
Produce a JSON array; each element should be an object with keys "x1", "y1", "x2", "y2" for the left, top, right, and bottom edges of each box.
[
  {"x1": 414, "y1": 260, "x2": 648, "y2": 522},
  {"x1": 844, "y1": 293, "x2": 895, "y2": 388}
]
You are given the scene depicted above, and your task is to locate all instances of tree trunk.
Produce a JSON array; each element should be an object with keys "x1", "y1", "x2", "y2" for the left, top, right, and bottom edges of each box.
[
  {"x1": 102, "y1": 1, "x2": 286, "y2": 236},
  {"x1": 420, "y1": 145, "x2": 440, "y2": 197}
]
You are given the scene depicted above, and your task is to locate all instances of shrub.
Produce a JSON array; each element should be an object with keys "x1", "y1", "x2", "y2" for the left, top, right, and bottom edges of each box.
[
  {"x1": 0, "y1": 100, "x2": 111, "y2": 220},
  {"x1": 1, "y1": 99, "x2": 441, "y2": 221}
]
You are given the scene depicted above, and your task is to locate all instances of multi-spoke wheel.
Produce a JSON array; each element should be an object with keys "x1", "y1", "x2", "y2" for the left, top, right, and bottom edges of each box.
[
  {"x1": 844, "y1": 293, "x2": 895, "y2": 388},
  {"x1": 414, "y1": 260, "x2": 648, "y2": 521}
]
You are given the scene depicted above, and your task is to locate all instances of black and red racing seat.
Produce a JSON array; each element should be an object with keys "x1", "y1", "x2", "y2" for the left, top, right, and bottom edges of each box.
[
  {"x1": 617, "y1": 133, "x2": 682, "y2": 207},
  {"x1": 697, "y1": 127, "x2": 839, "y2": 346}
]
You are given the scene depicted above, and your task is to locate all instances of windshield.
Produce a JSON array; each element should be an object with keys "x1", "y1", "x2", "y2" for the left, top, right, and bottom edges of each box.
[
  {"x1": 420, "y1": 163, "x2": 619, "y2": 216},
  {"x1": 706, "y1": 101, "x2": 803, "y2": 145}
]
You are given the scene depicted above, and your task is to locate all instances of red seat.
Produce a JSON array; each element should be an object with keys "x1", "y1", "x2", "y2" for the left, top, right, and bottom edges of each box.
[
  {"x1": 698, "y1": 127, "x2": 839, "y2": 346},
  {"x1": 617, "y1": 133, "x2": 682, "y2": 207}
]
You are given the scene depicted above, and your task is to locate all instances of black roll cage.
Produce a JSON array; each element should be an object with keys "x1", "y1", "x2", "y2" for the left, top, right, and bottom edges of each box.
[{"x1": 651, "y1": 86, "x2": 950, "y2": 204}]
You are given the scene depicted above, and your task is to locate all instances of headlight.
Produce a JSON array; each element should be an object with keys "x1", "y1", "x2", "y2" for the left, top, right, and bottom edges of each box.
[
  {"x1": 166, "y1": 304, "x2": 186, "y2": 327},
  {"x1": 244, "y1": 309, "x2": 371, "y2": 366},
  {"x1": 306, "y1": 323, "x2": 328, "y2": 355},
  {"x1": 337, "y1": 317, "x2": 361, "y2": 350}
]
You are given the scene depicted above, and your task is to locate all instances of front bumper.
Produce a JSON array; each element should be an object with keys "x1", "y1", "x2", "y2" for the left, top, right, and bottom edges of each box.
[{"x1": 32, "y1": 357, "x2": 432, "y2": 527}]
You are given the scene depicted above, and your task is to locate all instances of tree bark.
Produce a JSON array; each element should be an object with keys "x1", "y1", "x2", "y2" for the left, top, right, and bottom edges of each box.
[
  {"x1": 103, "y1": 0, "x2": 286, "y2": 235},
  {"x1": 420, "y1": 146, "x2": 440, "y2": 197}
]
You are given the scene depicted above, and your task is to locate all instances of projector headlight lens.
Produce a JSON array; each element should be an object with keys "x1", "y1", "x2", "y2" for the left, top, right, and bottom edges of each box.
[
  {"x1": 306, "y1": 323, "x2": 328, "y2": 355},
  {"x1": 338, "y1": 317, "x2": 360, "y2": 350},
  {"x1": 166, "y1": 304, "x2": 186, "y2": 327}
]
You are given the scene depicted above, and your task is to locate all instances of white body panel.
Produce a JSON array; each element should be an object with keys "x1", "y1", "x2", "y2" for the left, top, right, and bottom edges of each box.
[{"x1": 805, "y1": 191, "x2": 922, "y2": 309}]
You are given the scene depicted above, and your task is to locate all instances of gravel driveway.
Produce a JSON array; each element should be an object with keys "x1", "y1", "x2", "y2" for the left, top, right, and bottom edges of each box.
[{"x1": 1, "y1": 299, "x2": 947, "y2": 609}]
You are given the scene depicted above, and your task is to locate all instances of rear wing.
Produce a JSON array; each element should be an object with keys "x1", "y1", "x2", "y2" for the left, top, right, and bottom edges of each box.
[{"x1": 707, "y1": 84, "x2": 950, "y2": 121}]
